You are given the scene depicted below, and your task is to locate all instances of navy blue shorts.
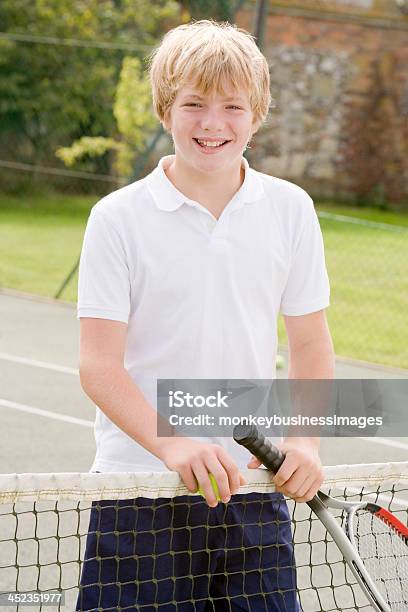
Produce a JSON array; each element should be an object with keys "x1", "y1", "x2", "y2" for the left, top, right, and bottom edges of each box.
[{"x1": 76, "y1": 492, "x2": 300, "y2": 611}]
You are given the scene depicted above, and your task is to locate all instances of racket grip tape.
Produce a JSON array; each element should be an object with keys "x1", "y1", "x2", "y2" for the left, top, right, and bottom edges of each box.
[{"x1": 233, "y1": 424, "x2": 285, "y2": 474}]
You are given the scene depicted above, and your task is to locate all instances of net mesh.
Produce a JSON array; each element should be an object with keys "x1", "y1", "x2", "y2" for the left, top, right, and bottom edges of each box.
[{"x1": 0, "y1": 463, "x2": 407, "y2": 611}]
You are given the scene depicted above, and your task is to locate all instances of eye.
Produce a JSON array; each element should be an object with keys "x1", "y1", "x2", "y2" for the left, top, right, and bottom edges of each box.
[
  {"x1": 184, "y1": 103, "x2": 202, "y2": 107},
  {"x1": 227, "y1": 105, "x2": 242, "y2": 110}
]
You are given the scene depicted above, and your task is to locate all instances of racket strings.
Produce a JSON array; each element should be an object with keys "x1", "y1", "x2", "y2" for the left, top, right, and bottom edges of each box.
[{"x1": 353, "y1": 509, "x2": 408, "y2": 609}]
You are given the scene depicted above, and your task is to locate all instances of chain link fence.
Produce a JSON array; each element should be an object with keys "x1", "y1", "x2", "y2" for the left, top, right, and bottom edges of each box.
[{"x1": 1, "y1": 6, "x2": 407, "y2": 371}]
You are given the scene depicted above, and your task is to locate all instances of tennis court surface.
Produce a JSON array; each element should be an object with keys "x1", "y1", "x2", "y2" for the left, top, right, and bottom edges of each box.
[{"x1": 1, "y1": 291, "x2": 408, "y2": 611}]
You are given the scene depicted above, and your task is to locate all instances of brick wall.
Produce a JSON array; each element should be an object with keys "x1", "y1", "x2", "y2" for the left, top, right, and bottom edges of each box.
[{"x1": 237, "y1": 0, "x2": 408, "y2": 207}]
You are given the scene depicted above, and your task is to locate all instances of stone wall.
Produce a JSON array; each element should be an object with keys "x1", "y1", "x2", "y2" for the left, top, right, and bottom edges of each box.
[{"x1": 237, "y1": 0, "x2": 408, "y2": 207}]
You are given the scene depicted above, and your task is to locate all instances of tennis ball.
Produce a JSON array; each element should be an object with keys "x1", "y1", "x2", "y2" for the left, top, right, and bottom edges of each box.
[
  {"x1": 197, "y1": 473, "x2": 221, "y2": 501},
  {"x1": 276, "y1": 354, "x2": 286, "y2": 370}
]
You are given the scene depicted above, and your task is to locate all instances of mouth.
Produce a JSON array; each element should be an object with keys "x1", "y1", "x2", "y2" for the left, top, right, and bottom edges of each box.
[{"x1": 193, "y1": 138, "x2": 231, "y2": 151}]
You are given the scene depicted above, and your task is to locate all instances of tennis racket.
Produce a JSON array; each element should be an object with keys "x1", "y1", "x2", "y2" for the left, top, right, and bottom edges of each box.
[{"x1": 233, "y1": 424, "x2": 408, "y2": 612}]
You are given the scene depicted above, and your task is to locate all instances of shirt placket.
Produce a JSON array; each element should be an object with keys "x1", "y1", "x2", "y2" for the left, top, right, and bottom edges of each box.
[{"x1": 195, "y1": 208, "x2": 230, "y2": 377}]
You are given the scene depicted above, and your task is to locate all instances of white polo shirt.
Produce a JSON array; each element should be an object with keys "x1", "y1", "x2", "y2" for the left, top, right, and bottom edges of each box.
[{"x1": 78, "y1": 155, "x2": 330, "y2": 472}]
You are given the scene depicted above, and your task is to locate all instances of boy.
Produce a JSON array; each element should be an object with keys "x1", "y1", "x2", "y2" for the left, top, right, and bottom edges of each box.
[{"x1": 76, "y1": 19, "x2": 334, "y2": 611}]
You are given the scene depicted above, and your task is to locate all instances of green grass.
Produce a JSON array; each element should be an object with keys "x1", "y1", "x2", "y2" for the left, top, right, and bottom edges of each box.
[
  {"x1": 324, "y1": 217, "x2": 407, "y2": 368},
  {"x1": 1, "y1": 192, "x2": 407, "y2": 369},
  {"x1": 277, "y1": 206, "x2": 408, "y2": 369},
  {"x1": 0, "y1": 192, "x2": 95, "y2": 302}
]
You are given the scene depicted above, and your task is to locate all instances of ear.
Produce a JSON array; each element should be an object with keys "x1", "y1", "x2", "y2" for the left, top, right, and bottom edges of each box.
[{"x1": 251, "y1": 116, "x2": 262, "y2": 136}]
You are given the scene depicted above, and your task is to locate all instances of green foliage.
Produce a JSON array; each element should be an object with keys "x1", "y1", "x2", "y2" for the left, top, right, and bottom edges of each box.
[
  {"x1": 353, "y1": 185, "x2": 389, "y2": 211},
  {"x1": 114, "y1": 58, "x2": 157, "y2": 147},
  {"x1": 113, "y1": 57, "x2": 157, "y2": 176},
  {"x1": 368, "y1": 184, "x2": 388, "y2": 211},
  {"x1": 0, "y1": 0, "x2": 180, "y2": 185},
  {"x1": 178, "y1": 0, "x2": 245, "y2": 21},
  {"x1": 56, "y1": 57, "x2": 157, "y2": 177},
  {"x1": 56, "y1": 137, "x2": 122, "y2": 167}
]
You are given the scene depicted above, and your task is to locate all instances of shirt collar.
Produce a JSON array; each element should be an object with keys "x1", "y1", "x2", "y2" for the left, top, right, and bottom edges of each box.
[{"x1": 146, "y1": 154, "x2": 265, "y2": 213}]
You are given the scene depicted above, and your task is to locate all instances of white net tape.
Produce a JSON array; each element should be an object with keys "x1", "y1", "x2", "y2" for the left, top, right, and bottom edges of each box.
[{"x1": 1, "y1": 462, "x2": 408, "y2": 502}]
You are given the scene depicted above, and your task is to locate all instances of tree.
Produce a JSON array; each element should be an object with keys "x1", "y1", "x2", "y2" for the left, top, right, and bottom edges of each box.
[
  {"x1": 56, "y1": 57, "x2": 157, "y2": 178},
  {"x1": 0, "y1": 0, "x2": 180, "y2": 188},
  {"x1": 177, "y1": 0, "x2": 246, "y2": 21}
]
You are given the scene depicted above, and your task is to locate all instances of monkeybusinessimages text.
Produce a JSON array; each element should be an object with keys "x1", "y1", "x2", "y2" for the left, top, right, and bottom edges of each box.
[{"x1": 166, "y1": 390, "x2": 383, "y2": 431}]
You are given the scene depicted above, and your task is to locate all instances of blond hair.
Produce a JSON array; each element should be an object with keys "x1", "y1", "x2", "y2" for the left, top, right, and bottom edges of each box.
[{"x1": 147, "y1": 19, "x2": 271, "y2": 127}]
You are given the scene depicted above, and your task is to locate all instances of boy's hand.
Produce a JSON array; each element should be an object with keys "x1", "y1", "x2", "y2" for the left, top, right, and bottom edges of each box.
[
  {"x1": 158, "y1": 438, "x2": 246, "y2": 507},
  {"x1": 247, "y1": 438, "x2": 323, "y2": 503}
]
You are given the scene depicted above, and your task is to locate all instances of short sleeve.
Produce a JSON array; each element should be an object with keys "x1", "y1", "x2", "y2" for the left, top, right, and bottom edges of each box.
[
  {"x1": 77, "y1": 206, "x2": 130, "y2": 322},
  {"x1": 280, "y1": 197, "x2": 330, "y2": 316}
]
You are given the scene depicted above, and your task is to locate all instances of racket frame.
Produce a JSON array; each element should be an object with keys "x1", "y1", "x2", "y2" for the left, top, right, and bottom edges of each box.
[
  {"x1": 233, "y1": 425, "x2": 393, "y2": 612},
  {"x1": 309, "y1": 493, "x2": 391, "y2": 611}
]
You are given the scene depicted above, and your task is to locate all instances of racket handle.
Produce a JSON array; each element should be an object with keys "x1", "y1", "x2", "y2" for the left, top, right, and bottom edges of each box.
[
  {"x1": 234, "y1": 424, "x2": 326, "y2": 511},
  {"x1": 233, "y1": 424, "x2": 285, "y2": 474}
]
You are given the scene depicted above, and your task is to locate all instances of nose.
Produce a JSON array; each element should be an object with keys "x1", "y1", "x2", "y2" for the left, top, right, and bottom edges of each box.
[{"x1": 200, "y1": 107, "x2": 226, "y2": 132}]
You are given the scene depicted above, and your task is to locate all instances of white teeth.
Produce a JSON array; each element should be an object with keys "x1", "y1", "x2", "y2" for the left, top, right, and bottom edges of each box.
[{"x1": 196, "y1": 139, "x2": 226, "y2": 148}]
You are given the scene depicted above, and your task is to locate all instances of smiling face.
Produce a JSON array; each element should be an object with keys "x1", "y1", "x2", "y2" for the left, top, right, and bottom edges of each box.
[{"x1": 163, "y1": 84, "x2": 261, "y2": 177}]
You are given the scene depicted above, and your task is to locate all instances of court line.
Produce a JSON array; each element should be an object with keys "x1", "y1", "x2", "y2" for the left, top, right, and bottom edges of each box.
[
  {"x1": 0, "y1": 351, "x2": 78, "y2": 375},
  {"x1": 1, "y1": 352, "x2": 407, "y2": 453},
  {"x1": 0, "y1": 398, "x2": 93, "y2": 428},
  {"x1": 317, "y1": 211, "x2": 408, "y2": 233}
]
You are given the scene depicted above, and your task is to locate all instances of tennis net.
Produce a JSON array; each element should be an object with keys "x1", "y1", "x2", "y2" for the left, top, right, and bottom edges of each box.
[{"x1": 1, "y1": 463, "x2": 408, "y2": 611}]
